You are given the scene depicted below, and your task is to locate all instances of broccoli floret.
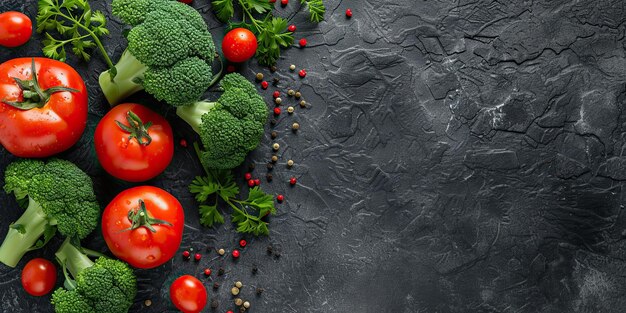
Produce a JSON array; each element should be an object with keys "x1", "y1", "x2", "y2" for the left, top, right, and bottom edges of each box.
[
  {"x1": 176, "y1": 73, "x2": 268, "y2": 169},
  {"x1": 51, "y1": 239, "x2": 137, "y2": 313},
  {"x1": 99, "y1": 0, "x2": 215, "y2": 106},
  {"x1": 0, "y1": 159, "x2": 99, "y2": 268}
]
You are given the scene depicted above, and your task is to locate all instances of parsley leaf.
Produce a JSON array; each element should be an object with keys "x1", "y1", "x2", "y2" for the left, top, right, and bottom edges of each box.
[
  {"x1": 212, "y1": 0, "x2": 235, "y2": 22},
  {"x1": 301, "y1": 0, "x2": 325, "y2": 22},
  {"x1": 36, "y1": 0, "x2": 113, "y2": 69},
  {"x1": 199, "y1": 204, "x2": 225, "y2": 227}
]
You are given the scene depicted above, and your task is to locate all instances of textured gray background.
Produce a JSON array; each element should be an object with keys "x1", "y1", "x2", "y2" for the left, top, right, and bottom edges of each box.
[{"x1": 2, "y1": 0, "x2": 626, "y2": 312}]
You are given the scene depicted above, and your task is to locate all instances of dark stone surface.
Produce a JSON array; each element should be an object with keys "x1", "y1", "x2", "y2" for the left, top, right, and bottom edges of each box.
[{"x1": 2, "y1": 0, "x2": 626, "y2": 312}]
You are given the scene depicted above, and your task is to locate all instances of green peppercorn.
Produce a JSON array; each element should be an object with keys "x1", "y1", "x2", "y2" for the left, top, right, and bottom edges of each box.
[
  {"x1": 288, "y1": 89, "x2": 295, "y2": 96},
  {"x1": 295, "y1": 91, "x2": 301, "y2": 99},
  {"x1": 299, "y1": 100, "x2": 306, "y2": 108},
  {"x1": 256, "y1": 73, "x2": 264, "y2": 81}
]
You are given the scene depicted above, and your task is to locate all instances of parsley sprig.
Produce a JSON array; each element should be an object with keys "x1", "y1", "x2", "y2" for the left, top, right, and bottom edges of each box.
[
  {"x1": 36, "y1": 0, "x2": 113, "y2": 69},
  {"x1": 189, "y1": 143, "x2": 276, "y2": 236},
  {"x1": 300, "y1": 0, "x2": 325, "y2": 22}
]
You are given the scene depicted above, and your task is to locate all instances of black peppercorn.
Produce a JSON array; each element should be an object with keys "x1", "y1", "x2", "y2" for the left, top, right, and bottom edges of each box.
[
  {"x1": 270, "y1": 119, "x2": 277, "y2": 126},
  {"x1": 272, "y1": 78, "x2": 280, "y2": 86},
  {"x1": 270, "y1": 65, "x2": 277, "y2": 73},
  {"x1": 266, "y1": 163, "x2": 273, "y2": 170},
  {"x1": 252, "y1": 266, "x2": 258, "y2": 274},
  {"x1": 213, "y1": 282, "x2": 220, "y2": 289},
  {"x1": 266, "y1": 173, "x2": 273, "y2": 181},
  {"x1": 248, "y1": 163, "x2": 255, "y2": 171},
  {"x1": 218, "y1": 268, "x2": 225, "y2": 276},
  {"x1": 256, "y1": 287, "x2": 264, "y2": 295},
  {"x1": 266, "y1": 246, "x2": 273, "y2": 254},
  {"x1": 211, "y1": 299, "x2": 219, "y2": 309},
  {"x1": 271, "y1": 131, "x2": 277, "y2": 139}
]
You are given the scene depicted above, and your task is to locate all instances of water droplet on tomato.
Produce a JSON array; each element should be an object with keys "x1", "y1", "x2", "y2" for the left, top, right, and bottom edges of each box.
[{"x1": 147, "y1": 255, "x2": 155, "y2": 261}]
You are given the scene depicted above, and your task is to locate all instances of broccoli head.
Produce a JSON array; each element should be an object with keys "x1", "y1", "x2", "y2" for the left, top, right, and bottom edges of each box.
[
  {"x1": 99, "y1": 0, "x2": 215, "y2": 106},
  {"x1": 176, "y1": 73, "x2": 268, "y2": 169},
  {"x1": 52, "y1": 239, "x2": 137, "y2": 313},
  {"x1": 0, "y1": 159, "x2": 99, "y2": 267}
]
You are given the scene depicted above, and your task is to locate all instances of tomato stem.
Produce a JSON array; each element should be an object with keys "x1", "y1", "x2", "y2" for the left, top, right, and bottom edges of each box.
[
  {"x1": 124, "y1": 199, "x2": 172, "y2": 233},
  {"x1": 115, "y1": 110, "x2": 153, "y2": 146}
]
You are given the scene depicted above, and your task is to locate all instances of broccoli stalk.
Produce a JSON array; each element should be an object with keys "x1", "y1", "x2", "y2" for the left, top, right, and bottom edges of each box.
[
  {"x1": 0, "y1": 198, "x2": 50, "y2": 267},
  {"x1": 175, "y1": 101, "x2": 217, "y2": 134},
  {"x1": 98, "y1": 49, "x2": 147, "y2": 106},
  {"x1": 55, "y1": 238, "x2": 96, "y2": 281}
]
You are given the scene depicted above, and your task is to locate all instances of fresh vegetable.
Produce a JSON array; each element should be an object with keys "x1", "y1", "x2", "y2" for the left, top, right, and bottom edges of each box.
[
  {"x1": 169, "y1": 275, "x2": 207, "y2": 313},
  {"x1": 189, "y1": 161, "x2": 276, "y2": 236},
  {"x1": 36, "y1": 0, "x2": 112, "y2": 67},
  {"x1": 0, "y1": 11, "x2": 32, "y2": 47},
  {"x1": 176, "y1": 73, "x2": 267, "y2": 170},
  {"x1": 102, "y1": 186, "x2": 184, "y2": 269},
  {"x1": 222, "y1": 28, "x2": 258, "y2": 63},
  {"x1": 212, "y1": 0, "x2": 325, "y2": 65},
  {"x1": 95, "y1": 103, "x2": 174, "y2": 182},
  {"x1": 51, "y1": 238, "x2": 137, "y2": 313},
  {"x1": 98, "y1": 0, "x2": 216, "y2": 106},
  {"x1": 21, "y1": 258, "x2": 57, "y2": 296},
  {"x1": 0, "y1": 159, "x2": 99, "y2": 267},
  {"x1": 0, "y1": 58, "x2": 87, "y2": 158}
]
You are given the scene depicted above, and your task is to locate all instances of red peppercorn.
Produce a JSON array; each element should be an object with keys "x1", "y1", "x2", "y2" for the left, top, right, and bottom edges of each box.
[
  {"x1": 254, "y1": 179, "x2": 261, "y2": 186},
  {"x1": 261, "y1": 81, "x2": 269, "y2": 89},
  {"x1": 204, "y1": 268, "x2": 212, "y2": 276},
  {"x1": 179, "y1": 138, "x2": 187, "y2": 147},
  {"x1": 227, "y1": 311, "x2": 234, "y2": 313},
  {"x1": 273, "y1": 107, "x2": 281, "y2": 115},
  {"x1": 299, "y1": 69, "x2": 307, "y2": 78},
  {"x1": 177, "y1": 0, "x2": 192, "y2": 4},
  {"x1": 281, "y1": 0, "x2": 288, "y2": 5},
  {"x1": 232, "y1": 249, "x2": 240, "y2": 258},
  {"x1": 346, "y1": 8, "x2": 352, "y2": 17},
  {"x1": 245, "y1": 173, "x2": 252, "y2": 180},
  {"x1": 247, "y1": 179, "x2": 255, "y2": 187},
  {"x1": 182, "y1": 250, "x2": 190, "y2": 258},
  {"x1": 277, "y1": 194, "x2": 284, "y2": 202},
  {"x1": 299, "y1": 38, "x2": 307, "y2": 47},
  {"x1": 273, "y1": 91, "x2": 280, "y2": 98},
  {"x1": 289, "y1": 177, "x2": 297, "y2": 185},
  {"x1": 194, "y1": 253, "x2": 202, "y2": 261},
  {"x1": 288, "y1": 25, "x2": 296, "y2": 32},
  {"x1": 226, "y1": 65, "x2": 236, "y2": 73},
  {"x1": 239, "y1": 239, "x2": 247, "y2": 247}
]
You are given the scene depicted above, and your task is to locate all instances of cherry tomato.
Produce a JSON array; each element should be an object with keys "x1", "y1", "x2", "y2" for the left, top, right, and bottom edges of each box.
[
  {"x1": 170, "y1": 275, "x2": 207, "y2": 313},
  {"x1": 95, "y1": 103, "x2": 174, "y2": 182},
  {"x1": 0, "y1": 12, "x2": 32, "y2": 48},
  {"x1": 0, "y1": 58, "x2": 87, "y2": 157},
  {"x1": 222, "y1": 28, "x2": 257, "y2": 63},
  {"x1": 102, "y1": 186, "x2": 184, "y2": 269},
  {"x1": 21, "y1": 258, "x2": 57, "y2": 296}
]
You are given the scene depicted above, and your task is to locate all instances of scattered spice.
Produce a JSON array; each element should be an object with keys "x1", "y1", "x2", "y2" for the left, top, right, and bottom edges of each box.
[
  {"x1": 281, "y1": 0, "x2": 288, "y2": 5},
  {"x1": 239, "y1": 239, "x2": 247, "y2": 247},
  {"x1": 204, "y1": 268, "x2": 212, "y2": 276},
  {"x1": 271, "y1": 155, "x2": 278, "y2": 163},
  {"x1": 299, "y1": 38, "x2": 307, "y2": 47},
  {"x1": 266, "y1": 173, "x2": 273, "y2": 181},
  {"x1": 346, "y1": 8, "x2": 353, "y2": 17},
  {"x1": 248, "y1": 163, "x2": 255, "y2": 171},
  {"x1": 271, "y1": 131, "x2": 278, "y2": 139},
  {"x1": 218, "y1": 268, "x2": 225, "y2": 276},
  {"x1": 270, "y1": 65, "x2": 277, "y2": 73},
  {"x1": 247, "y1": 179, "x2": 255, "y2": 187},
  {"x1": 232, "y1": 249, "x2": 241, "y2": 258},
  {"x1": 235, "y1": 298, "x2": 243, "y2": 306},
  {"x1": 182, "y1": 250, "x2": 190, "y2": 258},
  {"x1": 252, "y1": 266, "x2": 258, "y2": 274},
  {"x1": 218, "y1": 248, "x2": 225, "y2": 256},
  {"x1": 272, "y1": 143, "x2": 280, "y2": 151},
  {"x1": 256, "y1": 73, "x2": 264, "y2": 81},
  {"x1": 276, "y1": 194, "x2": 284, "y2": 202},
  {"x1": 254, "y1": 179, "x2": 261, "y2": 186},
  {"x1": 261, "y1": 81, "x2": 268, "y2": 89},
  {"x1": 289, "y1": 64, "x2": 296, "y2": 71},
  {"x1": 273, "y1": 91, "x2": 280, "y2": 98},
  {"x1": 287, "y1": 160, "x2": 294, "y2": 167},
  {"x1": 299, "y1": 69, "x2": 307, "y2": 78},
  {"x1": 243, "y1": 301, "x2": 251, "y2": 309},
  {"x1": 179, "y1": 139, "x2": 187, "y2": 147},
  {"x1": 213, "y1": 282, "x2": 220, "y2": 289},
  {"x1": 235, "y1": 281, "x2": 243, "y2": 288},
  {"x1": 299, "y1": 100, "x2": 306, "y2": 107},
  {"x1": 287, "y1": 106, "x2": 294, "y2": 114},
  {"x1": 275, "y1": 97, "x2": 282, "y2": 105},
  {"x1": 295, "y1": 91, "x2": 301, "y2": 99},
  {"x1": 231, "y1": 287, "x2": 240, "y2": 296},
  {"x1": 144, "y1": 299, "x2": 152, "y2": 307},
  {"x1": 211, "y1": 299, "x2": 219, "y2": 309},
  {"x1": 292, "y1": 122, "x2": 300, "y2": 131},
  {"x1": 273, "y1": 78, "x2": 280, "y2": 86},
  {"x1": 273, "y1": 108, "x2": 281, "y2": 115},
  {"x1": 270, "y1": 119, "x2": 277, "y2": 126},
  {"x1": 287, "y1": 89, "x2": 295, "y2": 96},
  {"x1": 256, "y1": 287, "x2": 264, "y2": 295},
  {"x1": 266, "y1": 246, "x2": 273, "y2": 254},
  {"x1": 288, "y1": 24, "x2": 296, "y2": 32},
  {"x1": 266, "y1": 163, "x2": 274, "y2": 170},
  {"x1": 194, "y1": 253, "x2": 202, "y2": 261},
  {"x1": 290, "y1": 177, "x2": 297, "y2": 185}
]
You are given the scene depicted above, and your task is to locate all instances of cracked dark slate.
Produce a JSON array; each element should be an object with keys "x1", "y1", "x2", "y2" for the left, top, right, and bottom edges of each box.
[{"x1": 2, "y1": 0, "x2": 626, "y2": 312}]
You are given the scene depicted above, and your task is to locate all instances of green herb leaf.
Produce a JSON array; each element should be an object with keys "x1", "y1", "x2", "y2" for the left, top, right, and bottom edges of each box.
[
  {"x1": 243, "y1": 0, "x2": 272, "y2": 14},
  {"x1": 199, "y1": 204, "x2": 225, "y2": 227},
  {"x1": 189, "y1": 176, "x2": 220, "y2": 202},
  {"x1": 212, "y1": 0, "x2": 235, "y2": 22},
  {"x1": 300, "y1": 0, "x2": 325, "y2": 22}
]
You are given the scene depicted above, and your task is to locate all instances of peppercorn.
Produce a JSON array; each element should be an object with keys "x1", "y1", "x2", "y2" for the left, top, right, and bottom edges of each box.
[
  {"x1": 245, "y1": 172, "x2": 252, "y2": 180},
  {"x1": 271, "y1": 155, "x2": 278, "y2": 163},
  {"x1": 299, "y1": 69, "x2": 307, "y2": 78},
  {"x1": 286, "y1": 106, "x2": 293, "y2": 114},
  {"x1": 256, "y1": 73, "x2": 264, "y2": 81},
  {"x1": 273, "y1": 91, "x2": 280, "y2": 98},
  {"x1": 243, "y1": 301, "x2": 250, "y2": 309},
  {"x1": 248, "y1": 163, "x2": 255, "y2": 171},
  {"x1": 232, "y1": 249, "x2": 240, "y2": 258},
  {"x1": 211, "y1": 299, "x2": 219, "y2": 309},
  {"x1": 295, "y1": 91, "x2": 301, "y2": 99},
  {"x1": 194, "y1": 253, "x2": 201, "y2": 261},
  {"x1": 288, "y1": 89, "x2": 295, "y2": 96},
  {"x1": 204, "y1": 268, "x2": 212, "y2": 276},
  {"x1": 270, "y1": 119, "x2": 277, "y2": 126},
  {"x1": 346, "y1": 8, "x2": 353, "y2": 17},
  {"x1": 235, "y1": 298, "x2": 243, "y2": 306},
  {"x1": 231, "y1": 287, "x2": 240, "y2": 296},
  {"x1": 267, "y1": 246, "x2": 273, "y2": 254},
  {"x1": 273, "y1": 107, "x2": 281, "y2": 115},
  {"x1": 254, "y1": 179, "x2": 260, "y2": 186},
  {"x1": 273, "y1": 78, "x2": 280, "y2": 86},
  {"x1": 292, "y1": 122, "x2": 300, "y2": 131},
  {"x1": 289, "y1": 64, "x2": 296, "y2": 71},
  {"x1": 182, "y1": 250, "x2": 190, "y2": 258},
  {"x1": 267, "y1": 163, "x2": 274, "y2": 170},
  {"x1": 290, "y1": 177, "x2": 297, "y2": 185},
  {"x1": 218, "y1": 268, "x2": 225, "y2": 276},
  {"x1": 218, "y1": 248, "x2": 225, "y2": 255},
  {"x1": 281, "y1": 0, "x2": 288, "y2": 5},
  {"x1": 275, "y1": 97, "x2": 282, "y2": 105},
  {"x1": 256, "y1": 287, "x2": 264, "y2": 295},
  {"x1": 213, "y1": 282, "x2": 220, "y2": 289},
  {"x1": 276, "y1": 194, "x2": 284, "y2": 202},
  {"x1": 270, "y1": 65, "x2": 277, "y2": 73},
  {"x1": 299, "y1": 38, "x2": 307, "y2": 47},
  {"x1": 239, "y1": 239, "x2": 247, "y2": 247},
  {"x1": 266, "y1": 173, "x2": 273, "y2": 182},
  {"x1": 288, "y1": 24, "x2": 296, "y2": 32},
  {"x1": 247, "y1": 179, "x2": 255, "y2": 187},
  {"x1": 235, "y1": 281, "x2": 243, "y2": 288},
  {"x1": 271, "y1": 131, "x2": 277, "y2": 139},
  {"x1": 179, "y1": 139, "x2": 187, "y2": 147},
  {"x1": 252, "y1": 266, "x2": 258, "y2": 274},
  {"x1": 272, "y1": 143, "x2": 280, "y2": 151},
  {"x1": 287, "y1": 160, "x2": 294, "y2": 167},
  {"x1": 144, "y1": 299, "x2": 152, "y2": 307},
  {"x1": 261, "y1": 81, "x2": 268, "y2": 89},
  {"x1": 299, "y1": 100, "x2": 306, "y2": 107}
]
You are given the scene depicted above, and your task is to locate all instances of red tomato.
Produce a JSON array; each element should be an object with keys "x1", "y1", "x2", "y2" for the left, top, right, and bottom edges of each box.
[
  {"x1": 0, "y1": 58, "x2": 87, "y2": 157},
  {"x1": 170, "y1": 275, "x2": 207, "y2": 313},
  {"x1": 94, "y1": 103, "x2": 174, "y2": 182},
  {"x1": 21, "y1": 258, "x2": 57, "y2": 296},
  {"x1": 0, "y1": 12, "x2": 32, "y2": 47},
  {"x1": 102, "y1": 186, "x2": 184, "y2": 269},
  {"x1": 222, "y1": 28, "x2": 258, "y2": 63}
]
